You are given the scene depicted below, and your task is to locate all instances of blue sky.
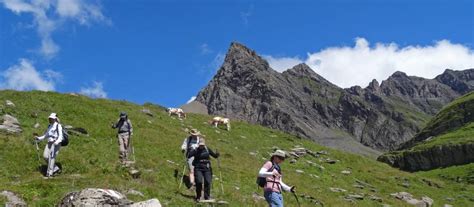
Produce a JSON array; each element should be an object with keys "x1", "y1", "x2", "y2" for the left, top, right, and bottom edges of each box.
[{"x1": 1, "y1": 0, "x2": 473, "y2": 107}]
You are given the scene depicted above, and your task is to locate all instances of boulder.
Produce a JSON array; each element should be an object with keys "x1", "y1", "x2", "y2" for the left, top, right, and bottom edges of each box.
[
  {"x1": 0, "y1": 114, "x2": 22, "y2": 134},
  {"x1": 58, "y1": 188, "x2": 132, "y2": 206},
  {"x1": 341, "y1": 170, "x2": 351, "y2": 175},
  {"x1": 390, "y1": 192, "x2": 433, "y2": 207},
  {"x1": 131, "y1": 198, "x2": 161, "y2": 207},
  {"x1": 1, "y1": 190, "x2": 27, "y2": 207},
  {"x1": 5, "y1": 100, "x2": 15, "y2": 107},
  {"x1": 141, "y1": 109, "x2": 154, "y2": 117},
  {"x1": 329, "y1": 187, "x2": 347, "y2": 193}
]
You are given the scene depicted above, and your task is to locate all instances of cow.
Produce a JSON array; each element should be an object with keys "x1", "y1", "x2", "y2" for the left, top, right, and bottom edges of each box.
[
  {"x1": 211, "y1": 116, "x2": 231, "y2": 131},
  {"x1": 167, "y1": 108, "x2": 186, "y2": 119}
]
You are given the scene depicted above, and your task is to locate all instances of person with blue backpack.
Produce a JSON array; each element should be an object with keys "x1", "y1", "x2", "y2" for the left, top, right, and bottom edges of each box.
[
  {"x1": 258, "y1": 150, "x2": 296, "y2": 207},
  {"x1": 34, "y1": 113, "x2": 67, "y2": 178}
]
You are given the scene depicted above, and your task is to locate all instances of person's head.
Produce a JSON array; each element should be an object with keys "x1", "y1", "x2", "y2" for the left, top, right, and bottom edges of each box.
[
  {"x1": 190, "y1": 129, "x2": 201, "y2": 138},
  {"x1": 198, "y1": 138, "x2": 206, "y2": 149},
  {"x1": 119, "y1": 112, "x2": 127, "y2": 120},
  {"x1": 271, "y1": 150, "x2": 286, "y2": 164},
  {"x1": 48, "y1": 113, "x2": 59, "y2": 124}
]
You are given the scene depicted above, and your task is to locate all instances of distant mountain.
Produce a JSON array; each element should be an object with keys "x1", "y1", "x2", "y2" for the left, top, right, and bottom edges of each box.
[
  {"x1": 185, "y1": 42, "x2": 474, "y2": 156},
  {"x1": 378, "y1": 92, "x2": 474, "y2": 171}
]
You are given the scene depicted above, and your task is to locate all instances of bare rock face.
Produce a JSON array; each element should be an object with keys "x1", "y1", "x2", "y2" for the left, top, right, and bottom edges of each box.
[
  {"x1": 378, "y1": 143, "x2": 474, "y2": 172},
  {"x1": 0, "y1": 114, "x2": 22, "y2": 134},
  {"x1": 192, "y1": 42, "x2": 474, "y2": 154}
]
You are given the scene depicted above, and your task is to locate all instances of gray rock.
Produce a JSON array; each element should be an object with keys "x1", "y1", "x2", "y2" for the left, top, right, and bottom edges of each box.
[
  {"x1": 141, "y1": 109, "x2": 154, "y2": 117},
  {"x1": 341, "y1": 170, "x2": 351, "y2": 175},
  {"x1": 346, "y1": 194, "x2": 364, "y2": 200},
  {"x1": 368, "y1": 195, "x2": 382, "y2": 202},
  {"x1": 0, "y1": 114, "x2": 22, "y2": 134},
  {"x1": 58, "y1": 188, "x2": 132, "y2": 206},
  {"x1": 1, "y1": 190, "x2": 27, "y2": 207},
  {"x1": 125, "y1": 189, "x2": 145, "y2": 197},
  {"x1": 5, "y1": 100, "x2": 15, "y2": 107},
  {"x1": 34, "y1": 122, "x2": 40, "y2": 129},
  {"x1": 295, "y1": 169, "x2": 304, "y2": 174},
  {"x1": 329, "y1": 187, "x2": 347, "y2": 193},
  {"x1": 131, "y1": 199, "x2": 161, "y2": 207}
]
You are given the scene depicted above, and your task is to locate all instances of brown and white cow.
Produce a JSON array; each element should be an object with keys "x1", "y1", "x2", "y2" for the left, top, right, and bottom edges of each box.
[
  {"x1": 167, "y1": 108, "x2": 186, "y2": 119},
  {"x1": 211, "y1": 116, "x2": 231, "y2": 131}
]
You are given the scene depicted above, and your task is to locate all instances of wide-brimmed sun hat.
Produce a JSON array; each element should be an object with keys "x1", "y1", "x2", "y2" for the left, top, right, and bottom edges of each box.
[
  {"x1": 48, "y1": 113, "x2": 58, "y2": 120},
  {"x1": 271, "y1": 150, "x2": 287, "y2": 159},
  {"x1": 190, "y1": 129, "x2": 201, "y2": 136},
  {"x1": 199, "y1": 138, "x2": 206, "y2": 146}
]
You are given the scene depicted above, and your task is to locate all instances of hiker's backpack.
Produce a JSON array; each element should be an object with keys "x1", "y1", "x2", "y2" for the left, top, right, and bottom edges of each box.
[
  {"x1": 256, "y1": 162, "x2": 275, "y2": 187},
  {"x1": 56, "y1": 123, "x2": 69, "y2": 146}
]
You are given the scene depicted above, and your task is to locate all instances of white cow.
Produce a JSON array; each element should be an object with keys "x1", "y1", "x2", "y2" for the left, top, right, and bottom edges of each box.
[
  {"x1": 167, "y1": 108, "x2": 186, "y2": 119},
  {"x1": 211, "y1": 116, "x2": 231, "y2": 131}
]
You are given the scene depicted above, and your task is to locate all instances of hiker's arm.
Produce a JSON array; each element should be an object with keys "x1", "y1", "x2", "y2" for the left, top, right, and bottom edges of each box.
[
  {"x1": 180, "y1": 138, "x2": 188, "y2": 152},
  {"x1": 54, "y1": 124, "x2": 63, "y2": 145},
  {"x1": 36, "y1": 126, "x2": 50, "y2": 141},
  {"x1": 258, "y1": 167, "x2": 274, "y2": 177},
  {"x1": 128, "y1": 119, "x2": 133, "y2": 135},
  {"x1": 208, "y1": 148, "x2": 220, "y2": 158},
  {"x1": 111, "y1": 119, "x2": 119, "y2": 129},
  {"x1": 280, "y1": 178, "x2": 292, "y2": 192}
]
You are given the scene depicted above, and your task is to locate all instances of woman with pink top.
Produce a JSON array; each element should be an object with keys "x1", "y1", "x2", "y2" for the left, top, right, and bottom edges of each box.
[{"x1": 258, "y1": 150, "x2": 296, "y2": 207}]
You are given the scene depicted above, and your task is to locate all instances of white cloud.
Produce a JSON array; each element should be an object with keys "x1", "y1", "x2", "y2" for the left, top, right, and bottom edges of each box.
[
  {"x1": 80, "y1": 81, "x2": 107, "y2": 98},
  {"x1": 240, "y1": 5, "x2": 253, "y2": 26},
  {"x1": 268, "y1": 37, "x2": 474, "y2": 88},
  {"x1": 263, "y1": 55, "x2": 303, "y2": 72},
  {"x1": 2, "y1": 0, "x2": 109, "y2": 58},
  {"x1": 0, "y1": 58, "x2": 60, "y2": 91},
  {"x1": 186, "y1": 96, "x2": 196, "y2": 104},
  {"x1": 200, "y1": 43, "x2": 213, "y2": 55}
]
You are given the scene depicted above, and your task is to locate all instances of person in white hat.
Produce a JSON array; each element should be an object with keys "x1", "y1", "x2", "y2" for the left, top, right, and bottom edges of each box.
[
  {"x1": 180, "y1": 129, "x2": 202, "y2": 187},
  {"x1": 35, "y1": 113, "x2": 63, "y2": 178},
  {"x1": 258, "y1": 150, "x2": 295, "y2": 207},
  {"x1": 111, "y1": 112, "x2": 133, "y2": 164}
]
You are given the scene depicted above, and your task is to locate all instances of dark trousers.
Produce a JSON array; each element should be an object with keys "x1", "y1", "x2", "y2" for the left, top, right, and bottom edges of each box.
[{"x1": 194, "y1": 168, "x2": 212, "y2": 200}]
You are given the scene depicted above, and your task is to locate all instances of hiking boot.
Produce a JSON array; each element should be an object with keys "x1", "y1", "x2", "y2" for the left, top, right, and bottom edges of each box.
[
  {"x1": 53, "y1": 169, "x2": 62, "y2": 175},
  {"x1": 195, "y1": 198, "x2": 200, "y2": 203}
]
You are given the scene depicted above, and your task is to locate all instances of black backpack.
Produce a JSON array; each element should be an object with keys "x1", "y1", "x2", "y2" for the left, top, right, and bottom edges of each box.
[
  {"x1": 56, "y1": 123, "x2": 69, "y2": 146},
  {"x1": 256, "y1": 162, "x2": 275, "y2": 187}
]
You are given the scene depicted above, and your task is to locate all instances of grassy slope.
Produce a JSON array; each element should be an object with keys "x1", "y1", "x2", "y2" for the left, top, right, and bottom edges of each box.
[
  {"x1": 0, "y1": 90, "x2": 473, "y2": 206},
  {"x1": 410, "y1": 92, "x2": 474, "y2": 150}
]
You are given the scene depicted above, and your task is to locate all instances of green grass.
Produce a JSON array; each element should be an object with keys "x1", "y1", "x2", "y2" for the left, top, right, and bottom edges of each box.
[{"x1": 0, "y1": 90, "x2": 473, "y2": 206}]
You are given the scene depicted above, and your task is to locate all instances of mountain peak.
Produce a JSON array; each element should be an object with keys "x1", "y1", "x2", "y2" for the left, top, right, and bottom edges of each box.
[
  {"x1": 286, "y1": 63, "x2": 315, "y2": 76},
  {"x1": 220, "y1": 42, "x2": 270, "y2": 72},
  {"x1": 390, "y1": 71, "x2": 408, "y2": 78}
]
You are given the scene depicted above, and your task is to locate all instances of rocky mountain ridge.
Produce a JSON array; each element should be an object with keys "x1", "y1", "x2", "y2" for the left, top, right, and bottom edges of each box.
[{"x1": 186, "y1": 42, "x2": 474, "y2": 156}]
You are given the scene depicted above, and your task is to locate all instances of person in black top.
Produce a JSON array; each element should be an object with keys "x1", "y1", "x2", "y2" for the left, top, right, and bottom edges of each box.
[{"x1": 187, "y1": 138, "x2": 220, "y2": 202}]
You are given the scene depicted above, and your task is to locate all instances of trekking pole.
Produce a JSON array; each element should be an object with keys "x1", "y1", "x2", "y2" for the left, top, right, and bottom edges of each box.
[
  {"x1": 292, "y1": 191, "x2": 301, "y2": 207},
  {"x1": 178, "y1": 152, "x2": 187, "y2": 191},
  {"x1": 216, "y1": 151, "x2": 224, "y2": 195}
]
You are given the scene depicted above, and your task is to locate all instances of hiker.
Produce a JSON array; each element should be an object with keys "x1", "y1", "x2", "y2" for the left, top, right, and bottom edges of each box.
[
  {"x1": 111, "y1": 112, "x2": 133, "y2": 164},
  {"x1": 187, "y1": 138, "x2": 220, "y2": 202},
  {"x1": 34, "y1": 113, "x2": 63, "y2": 178},
  {"x1": 258, "y1": 150, "x2": 296, "y2": 207},
  {"x1": 180, "y1": 129, "x2": 202, "y2": 187}
]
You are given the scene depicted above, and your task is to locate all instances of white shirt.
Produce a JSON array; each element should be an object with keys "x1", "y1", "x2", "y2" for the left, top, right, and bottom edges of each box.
[{"x1": 37, "y1": 122, "x2": 63, "y2": 145}]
